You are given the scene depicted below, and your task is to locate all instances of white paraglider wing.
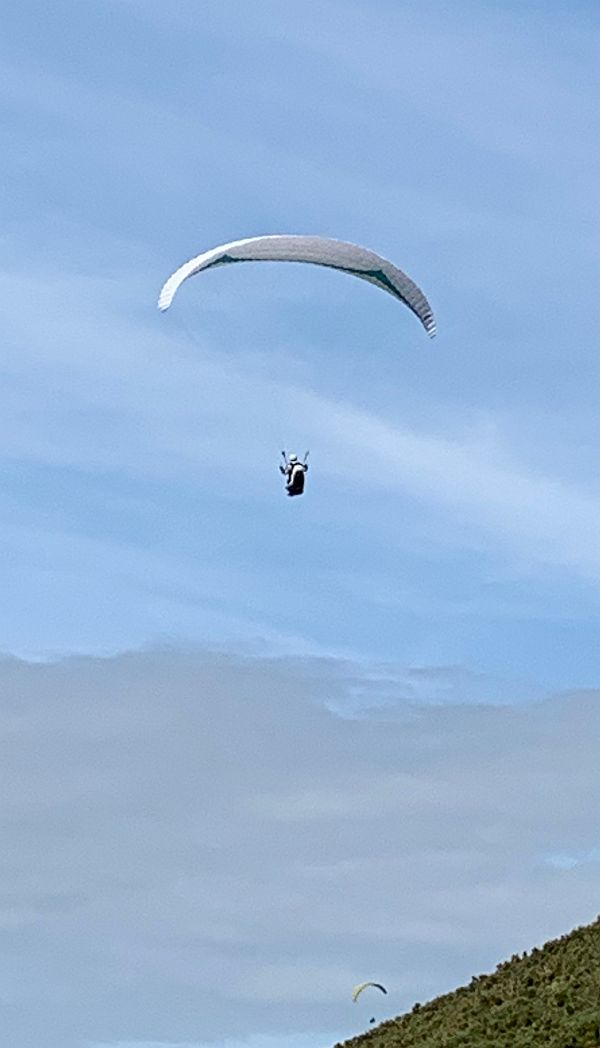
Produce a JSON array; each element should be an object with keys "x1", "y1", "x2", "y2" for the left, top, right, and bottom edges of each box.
[{"x1": 158, "y1": 235, "x2": 436, "y2": 337}]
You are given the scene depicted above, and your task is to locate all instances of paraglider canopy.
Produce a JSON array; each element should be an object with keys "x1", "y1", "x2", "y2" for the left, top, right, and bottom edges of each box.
[
  {"x1": 158, "y1": 234, "x2": 436, "y2": 337},
  {"x1": 352, "y1": 982, "x2": 388, "y2": 1002}
]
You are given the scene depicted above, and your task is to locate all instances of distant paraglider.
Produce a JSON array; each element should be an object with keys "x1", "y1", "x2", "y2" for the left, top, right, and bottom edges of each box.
[
  {"x1": 158, "y1": 234, "x2": 436, "y2": 337},
  {"x1": 353, "y1": 982, "x2": 388, "y2": 1027}
]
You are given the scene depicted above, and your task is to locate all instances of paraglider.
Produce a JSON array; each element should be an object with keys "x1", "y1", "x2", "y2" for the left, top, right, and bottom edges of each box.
[
  {"x1": 158, "y1": 234, "x2": 436, "y2": 337},
  {"x1": 158, "y1": 236, "x2": 435, "y2": 502},
  {"x1": 352, "y1": 982, "x2": 388, "y2": 1028},
  {"x1": 279, "y1": 451, "x2": 308, "y2": 497},
  {"x1": 351, "y1": 985, "x2": 387, "y2": 1027},
  {"x1": 352, "y1": 982, "x2": 388, "y2": 1003}
]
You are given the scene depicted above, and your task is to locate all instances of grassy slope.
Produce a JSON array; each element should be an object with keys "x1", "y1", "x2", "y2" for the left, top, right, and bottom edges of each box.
[{"x1": 337, "y1": 916, "x2": 600, "y2": 1048}]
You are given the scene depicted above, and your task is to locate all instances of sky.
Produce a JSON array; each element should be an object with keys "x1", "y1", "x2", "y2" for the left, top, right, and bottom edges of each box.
[{"x1": 1, "y1": 1, "x2": 600, "y2": 1046}]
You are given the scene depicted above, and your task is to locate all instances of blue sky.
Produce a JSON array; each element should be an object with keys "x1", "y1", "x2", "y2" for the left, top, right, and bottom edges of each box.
[
  {"x1": 2, "y1": 0, "x2": 600, "y2": 688},
  {"x1": 1, "y1": 2, "x2": 600, "y2": 1047}
]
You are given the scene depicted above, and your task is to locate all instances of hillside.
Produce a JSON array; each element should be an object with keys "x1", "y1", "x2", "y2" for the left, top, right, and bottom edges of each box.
[{"x1": 338, "y1": 916, "x2": 600, "y2": 1048}]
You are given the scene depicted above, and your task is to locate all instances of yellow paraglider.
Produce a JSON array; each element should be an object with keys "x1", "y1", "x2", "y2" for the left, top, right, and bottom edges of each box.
[{"x1": 352, "y1": 981, "x2": 388, "y2": 1002}]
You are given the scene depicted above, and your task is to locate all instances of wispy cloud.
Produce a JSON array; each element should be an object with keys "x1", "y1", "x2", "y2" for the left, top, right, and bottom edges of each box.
[
  {"x1": 89, "y1": 1035, "x2": 334, "y2": 1048},
  {"x1": 4, "y1": 261, "x2": 600, "y2": 586}
]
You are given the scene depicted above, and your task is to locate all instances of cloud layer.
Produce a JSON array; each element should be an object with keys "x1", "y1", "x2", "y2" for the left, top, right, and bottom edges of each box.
[{"x1": 1, "y1": 649, "x2": 599, "y2": 1048}]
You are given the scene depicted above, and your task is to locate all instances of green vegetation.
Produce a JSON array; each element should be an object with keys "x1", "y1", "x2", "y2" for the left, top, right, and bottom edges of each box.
[{"x1": 338, "y1": 916, "x2": 600, "y2": 1048}]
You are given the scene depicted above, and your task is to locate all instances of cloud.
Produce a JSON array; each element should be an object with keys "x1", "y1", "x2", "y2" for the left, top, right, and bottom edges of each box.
[
  {"x1": 88, "y1": 1035, "x2": 334, "y2": 1048},
  {"x1": 4, "y1": 258, "x2": 600, "y2": 591},
  {"x1": 544, "y1": 848, "x2": 600, "y2": 872},
  {"x1": 1, "y1": 649, "x2": 599, "y2": 1048},
  {"x1": 307, "y1": 394, "x2": 600, "y2": 580}
]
